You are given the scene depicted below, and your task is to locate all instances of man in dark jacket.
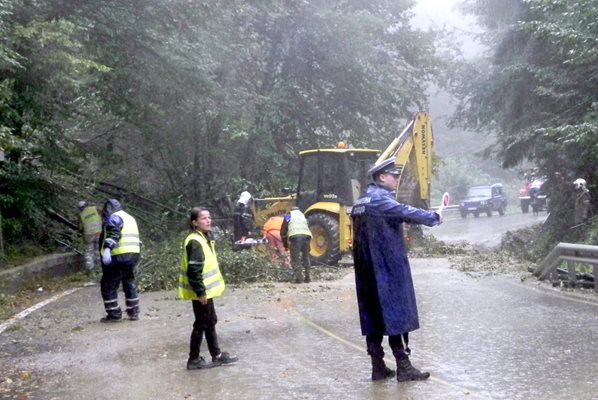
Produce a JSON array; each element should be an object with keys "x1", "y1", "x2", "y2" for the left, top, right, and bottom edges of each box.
[
  {"x1": 232, "y1": 191, "x2": 255, "y2": 242},
  {"x1": 351, "y1": 158, "x2": 441, "y2": 382},
  {"x1": 99, "y1": 199, "x2": 141, "y2": 322}
]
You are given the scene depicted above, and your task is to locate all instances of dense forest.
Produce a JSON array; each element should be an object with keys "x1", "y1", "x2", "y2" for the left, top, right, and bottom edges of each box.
[{"x1": 0, "y1": 0, "x2": 596, "y2": 264}]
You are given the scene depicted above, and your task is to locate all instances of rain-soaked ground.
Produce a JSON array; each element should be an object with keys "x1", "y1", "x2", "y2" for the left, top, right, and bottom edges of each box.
[
  {"x1": 424, "y1": 209, "x2": 548, "y2": 247},
  {"x1": 1, "y1": 256, "x2": 597, "y2": 400}
]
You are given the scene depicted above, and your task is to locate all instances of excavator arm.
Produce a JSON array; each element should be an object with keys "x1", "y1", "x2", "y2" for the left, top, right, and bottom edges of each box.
[{"x1": 375, "y1": 112, "x2": 433, "y2": 207}]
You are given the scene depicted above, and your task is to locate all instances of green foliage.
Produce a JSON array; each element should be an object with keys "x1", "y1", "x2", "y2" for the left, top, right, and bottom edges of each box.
[
  {"x1": 582, "y1": 220, "x2": 598, "y2": 246},
  {"x1": 135, "y1": 233, "x2": 288, "y2": 293},
  {"x1": 135, "y1": 234, "x2": 184, "y2": 293},
  {"x1": 412, "y1": 235, "x2": 468, "y2": 257},
  {"x1": 217, "y1": 245, "x2": 284, "y2": 284},
  {"x1": 450, "y1": 0, "x2": 598, "y2": 250},
  {"x1": 0, "y1": 293, "x2": 17, "y2": 319},
  {"x1": 0, "y1": 164, "x2": 56, "y2": 249}
]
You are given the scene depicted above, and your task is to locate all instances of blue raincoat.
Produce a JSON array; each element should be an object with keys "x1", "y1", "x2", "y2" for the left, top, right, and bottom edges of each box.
[{"x1": 351, "y1": 183, "x2": 440, "y2": 336}]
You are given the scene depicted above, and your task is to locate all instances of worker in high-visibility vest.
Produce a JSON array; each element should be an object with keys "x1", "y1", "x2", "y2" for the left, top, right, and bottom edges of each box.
[
  {"x1": 281, "y1": 207, "x2": 312, "y2": 283},
  {"x1": 98, "y1": 199, "x2": 141, "y2": 323},
  {"x1": 78, "y1": 201, "x2": 102, "y2": 270},
  {"x1": 179, "y1": 207, "x2": 238, "y2": 370},
  {"x1": 262, "y1": 215, "x2": 289, "y2": 266}
]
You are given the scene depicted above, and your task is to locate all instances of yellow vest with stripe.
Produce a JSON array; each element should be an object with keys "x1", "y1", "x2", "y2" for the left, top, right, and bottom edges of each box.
[
  {"x1": 288, "y1": 209, "x2": 312, "y2": 237},
  {"x1": 178, "y1": 232, "x2": 225, "y2": 300},
  {"x1": 110, "y1": 210, "x2": 141, "y2": 255},
  {"x1": 80, "y1": 206, "x2": 102, "y2": 240}
]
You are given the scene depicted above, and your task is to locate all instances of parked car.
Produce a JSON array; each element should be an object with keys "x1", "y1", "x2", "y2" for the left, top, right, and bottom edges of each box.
[{"x1": 459, "y1": 184, "x2": 507, "y2": 218}]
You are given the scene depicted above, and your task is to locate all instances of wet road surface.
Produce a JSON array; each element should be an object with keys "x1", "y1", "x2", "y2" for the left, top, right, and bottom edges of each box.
[
  {"x1": 425, "y1": 210, "x2": 548, "y2": 247},
  {"x1": 1, "y1": 258, "x2": 597, "y2": 399}
]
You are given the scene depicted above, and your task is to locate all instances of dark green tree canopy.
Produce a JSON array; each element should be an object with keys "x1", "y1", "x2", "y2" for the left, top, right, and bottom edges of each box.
[{"x1": 0, "y1": 0, "x2": 440, "y2": 252}]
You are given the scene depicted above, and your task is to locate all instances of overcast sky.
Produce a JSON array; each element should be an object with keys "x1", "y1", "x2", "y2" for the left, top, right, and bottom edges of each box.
[
  {"x1": 412, "y1": 0, "x2": 463, "y2": 30},
  {"x1": 410, "y1": 0, "x2": 490, "y2": 156}
]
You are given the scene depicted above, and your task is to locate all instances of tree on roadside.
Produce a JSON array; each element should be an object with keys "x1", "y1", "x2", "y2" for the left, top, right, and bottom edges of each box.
[{"x1": 449, "y1": 0, "x2": 598, "y2": 245}]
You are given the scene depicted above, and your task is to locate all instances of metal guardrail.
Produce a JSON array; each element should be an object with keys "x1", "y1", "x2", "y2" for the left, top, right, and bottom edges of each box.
[
  {"x1": 431, "y1": 205, "x2": 460, "y2": 212},
  {"x1": 534, "y1": 242, "x2": 598, "y2": 292}
]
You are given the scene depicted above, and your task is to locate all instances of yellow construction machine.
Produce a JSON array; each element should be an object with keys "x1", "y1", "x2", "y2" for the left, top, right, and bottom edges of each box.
[{"x1": 251, "y1": 111, "x2": 434, "y2": 265}]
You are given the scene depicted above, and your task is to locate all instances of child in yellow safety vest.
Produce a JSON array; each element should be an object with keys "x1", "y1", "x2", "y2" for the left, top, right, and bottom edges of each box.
[{"x1": 178, "y1": 207, "x2": 239, "y2": 370}]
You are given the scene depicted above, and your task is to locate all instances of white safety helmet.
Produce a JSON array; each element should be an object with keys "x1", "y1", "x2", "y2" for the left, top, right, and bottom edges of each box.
[
  {"x1": 238, "y1": 191, "x2": 252, "y2": 205},
  {"x1": 573, "y1": 178, "x2": 587, "y2": 190},
  {"x1": 77, "y1": 200, "x2": 87, "y2": 209}
]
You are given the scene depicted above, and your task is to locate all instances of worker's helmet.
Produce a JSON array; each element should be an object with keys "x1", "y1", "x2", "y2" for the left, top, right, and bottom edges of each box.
[
  {"x1": 573, "y1": 178, "x2": 587, "y2": 190},
  {"x1": 238, "y1": 191, "x2": 252, "y2": 205},
  {"x1": 78, "y1": 200, "x2": 87, "y2": 210}
]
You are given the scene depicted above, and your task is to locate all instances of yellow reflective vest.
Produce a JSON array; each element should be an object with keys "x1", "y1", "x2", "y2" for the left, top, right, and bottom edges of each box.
[
  {"x1": 288, "y1": 209, "x2": 312, "y2": 238},
  {"x1": 178, "y1": 232, "x2": 225, "y2": 300},
  {"x1": 80, "y1": 206, "x2": 102, "y2": 240},
  {"x1": 109, "y1": 210, "x2": 141, "y2": 255}
]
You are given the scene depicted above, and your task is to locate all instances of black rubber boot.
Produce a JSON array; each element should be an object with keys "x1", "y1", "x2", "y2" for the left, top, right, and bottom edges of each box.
[
  {"x1": 396, "y1": 356, "x2": 430, "y2": 382},
  {"x1": 371, "y1": 357, "x2": 395, "y2": 381}
]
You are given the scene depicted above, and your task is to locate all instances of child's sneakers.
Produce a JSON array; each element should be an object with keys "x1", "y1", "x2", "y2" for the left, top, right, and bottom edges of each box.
[
  {"x1": 212, "y1": 352, "x2": 238, "y2": 366},
  {"x1": 186, "y1": 356, "x2": 214, "y2": 370}
]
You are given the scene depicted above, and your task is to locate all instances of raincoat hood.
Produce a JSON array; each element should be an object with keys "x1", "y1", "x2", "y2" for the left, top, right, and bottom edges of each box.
[{"x1": 102, "y1": 199, "x2": 123, "y2": 219}]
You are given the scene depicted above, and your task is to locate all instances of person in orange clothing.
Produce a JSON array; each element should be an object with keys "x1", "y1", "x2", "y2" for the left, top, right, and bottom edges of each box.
[{"x1": 262, "y1": 216, "x2": 289, "y2": 266}]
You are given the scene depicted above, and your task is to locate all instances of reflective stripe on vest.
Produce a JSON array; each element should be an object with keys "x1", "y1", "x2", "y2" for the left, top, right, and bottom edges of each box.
[
  {"x1": 110, "y1": 210, "x2": 141, "y2": 255},
  {"x1": 80, "y1": 206, "x2": 102, "y2": 239},
  {"x1": 178, "y1": 232, "x2": 225, "y2": 300},
  {"x1": 288, "y1": 209, "x2": 312, "y2": 238}
]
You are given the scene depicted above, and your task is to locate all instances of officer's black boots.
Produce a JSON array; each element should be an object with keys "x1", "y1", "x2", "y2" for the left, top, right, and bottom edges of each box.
[
  {"x1": 371, "y1": 357, "x2": 395, "y2": 381},
  {"x1": 395, "y1": 356, "x2": 430, "y2": 382}
]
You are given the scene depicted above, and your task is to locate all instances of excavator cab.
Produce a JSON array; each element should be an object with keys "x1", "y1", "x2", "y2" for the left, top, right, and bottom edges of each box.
[
  {"x1": 295, "y1": 149, "x2": 380, "y2": 265},
  {"x1": 295, "y1": 150, "x2": 379, "y2": 211}
]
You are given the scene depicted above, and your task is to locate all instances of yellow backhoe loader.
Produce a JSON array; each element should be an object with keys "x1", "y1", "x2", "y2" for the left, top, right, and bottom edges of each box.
[{"x1": 251, "y1": 111, "x2": 434, "y2": 266}]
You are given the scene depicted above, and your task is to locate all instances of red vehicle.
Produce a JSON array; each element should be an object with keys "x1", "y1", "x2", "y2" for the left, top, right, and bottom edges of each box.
[{"x1": 518, "y1": 176, "x2": 547, "y2": 213}]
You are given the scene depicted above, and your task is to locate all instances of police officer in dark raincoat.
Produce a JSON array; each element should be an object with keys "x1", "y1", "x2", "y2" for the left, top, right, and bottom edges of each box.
[{"x1": 351, "y1": 158, "x2": 441, "y2": 382}]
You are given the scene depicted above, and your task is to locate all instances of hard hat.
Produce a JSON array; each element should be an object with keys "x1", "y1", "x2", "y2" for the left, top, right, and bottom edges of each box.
[
  {"x1": 78, "y1": 201, "x2": 87, "y2": 209},
  {"x1": 573, "y1": 178, "x2": 587, "y2": 190},
  {"x1": 368, "y1": 158, "x2": 402, "y2": 178},
  {"x1": 238, "y1": 191, "x2": 252, "y2": 205}
]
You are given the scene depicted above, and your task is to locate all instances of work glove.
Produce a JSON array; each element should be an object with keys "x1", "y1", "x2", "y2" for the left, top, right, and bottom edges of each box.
[{"x1": 102, "y1": 248, "x2": 112, "y2": 265}]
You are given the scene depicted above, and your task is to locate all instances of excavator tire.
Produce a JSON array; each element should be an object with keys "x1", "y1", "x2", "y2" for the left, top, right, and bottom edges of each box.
[{"x1": 307, "y1": 213, "x2": 341, "y2": 266}]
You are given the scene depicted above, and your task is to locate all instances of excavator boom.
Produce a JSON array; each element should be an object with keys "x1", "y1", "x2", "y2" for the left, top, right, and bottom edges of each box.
[{"x1": 376, "y1": 111, "x2": 433, "y2": 207}]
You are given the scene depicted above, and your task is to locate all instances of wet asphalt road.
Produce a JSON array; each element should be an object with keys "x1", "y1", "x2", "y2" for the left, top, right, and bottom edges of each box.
[
  {"x1": 1, "y1": 257, "x2": 597, "y2": 400},
  {"x1": 425, "y1": 209, "x2": 548, "y2": 247}
]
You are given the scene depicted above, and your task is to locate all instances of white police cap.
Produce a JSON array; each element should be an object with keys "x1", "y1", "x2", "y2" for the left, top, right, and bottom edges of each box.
[{"x1": 367, "y1": 158, "x2": 402, "y2": 177}]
